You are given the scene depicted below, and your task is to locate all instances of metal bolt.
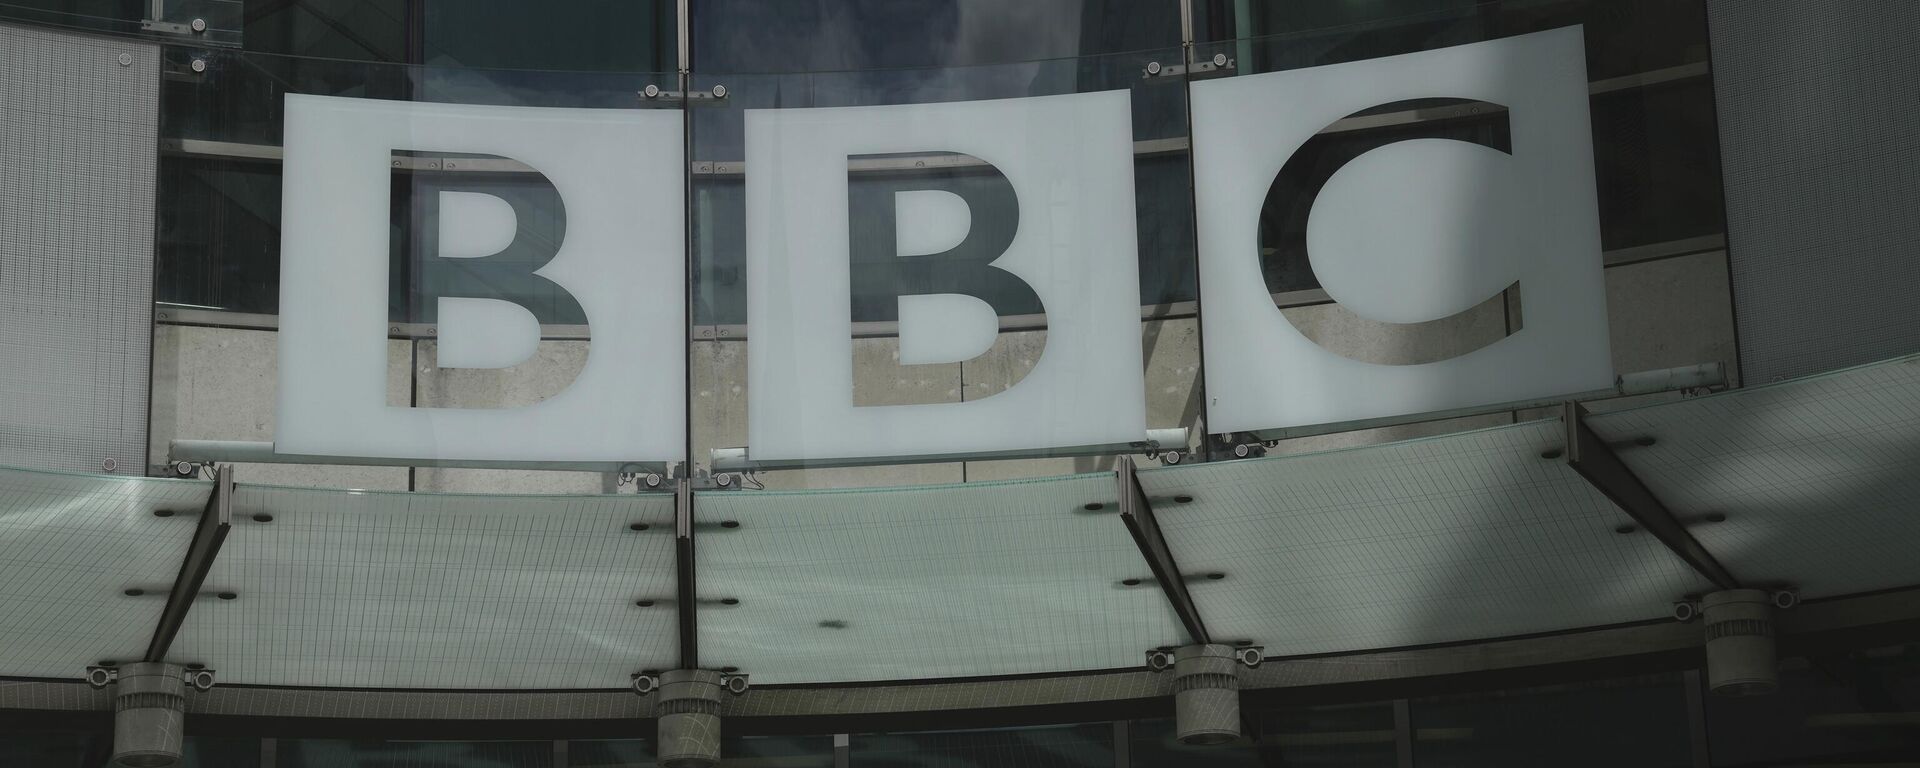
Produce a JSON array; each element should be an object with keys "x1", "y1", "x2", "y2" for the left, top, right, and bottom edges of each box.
[
  {"x1": 1213, "y1": 53, "x2": 1228, "y2": 67},
  {"x1": 189, "y1": 58, "x2": 206, "y2": 73},
  {"x1": 189, "y1": 17, "x2": 207, "y2": 33},
  {"x1": 117, "y1": 53, "x2": 133, "y2": 67},
  {"x1": 643, "y1": 84, "x2": 661, "y2": 99},
  {"x1": 711, "y1": 84, "x2": 727, "y2": 98},
  {"x1": 102, "y1": 458, "x2": 117, "y2": 471},
  {"x1": 1146, "y1": 61, "x2": 1163, "y2": 75}
]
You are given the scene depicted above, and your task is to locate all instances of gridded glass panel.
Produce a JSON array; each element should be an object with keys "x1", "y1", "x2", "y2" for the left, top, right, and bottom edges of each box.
[
  {"x1": 1138, "y1": 421, "x2": 1712, "y2": 653},
  {"x1": 278, "y1": 739, "x2": 551, "y2": 768},
  {"x1": 1585, "y1": 353, "x2": 1920, "y2": 598},
  {"x1": 0, "y1": 466, "x2": 208, "y2": 676},
  {"x1": 850, "y1": 724, "x2": 1115, "y2": 768},
  {"x1": 168, "y1": 484, "x2": 677, "y2": 688},
  {"x1": 694, "y1": 474, "x2": 1186, "y2": 684},
  {"x1": 1411, "y1": 673, "x2": 1692, "y2": 768}
]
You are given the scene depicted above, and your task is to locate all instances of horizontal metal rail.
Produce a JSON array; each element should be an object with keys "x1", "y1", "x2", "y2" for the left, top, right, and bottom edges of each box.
[{"x1": 168, "y1": 439, "x2": 668, "y2": 475}]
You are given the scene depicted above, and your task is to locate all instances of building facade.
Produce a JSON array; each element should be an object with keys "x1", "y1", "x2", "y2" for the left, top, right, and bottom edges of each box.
[{"x1": 2, "y1": 0, "x2": 1918, "y2": 765}]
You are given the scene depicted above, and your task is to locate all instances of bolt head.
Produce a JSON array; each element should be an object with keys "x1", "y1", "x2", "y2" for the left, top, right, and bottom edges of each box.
[
  {"x1": 190, "y1": 17, "x2": 207, "y2": 32},
  {"x1": 711, "y1": 84, "x2": 728, "y2": 98},
  {"x1": 1213, "y1": 53, "x2": 1229, "y2": 67},
  {"x1": 117, "y1": 53, "x2": 133, "y2": 67},
  {"x1": 1145, "y1": 61, "x2": 1163, "y2": 75},
  {"x1": 190, "y1": 58, "x2": 207, "y2": 73},
  {"x1": 643, "y1": 84, "x2": 661, "y2": 98}
]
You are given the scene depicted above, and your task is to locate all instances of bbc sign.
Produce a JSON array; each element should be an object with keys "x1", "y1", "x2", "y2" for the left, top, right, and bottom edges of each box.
[{"x1": 277, "y1": 27, "x2": 1610, "y2": 464}]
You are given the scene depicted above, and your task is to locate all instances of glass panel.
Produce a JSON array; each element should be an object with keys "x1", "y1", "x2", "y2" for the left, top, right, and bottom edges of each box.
[
  {"x1": 1134, "y1": 701, "x2": 1399, "y2": 767},
  {"x1": 0, "y1": 727, "x2": 110, "y2": 768},
  {"x1": 1585, "y1": 352, "x2": 1920, "y2": 599},
  {"x1": 240, "y1": 0, "x2": 676, "y2": 70},
  {"x1": 277, "y1": 739, "x2": 552, "y2": 767},
  {"x1": 693, "y1": 474, "x2": 1186, "y2": 684},
  {"x1": 849, "y1": 724, "x2": 1115, "y2": 768},
  {"x1": 1707, "y1": 644, "x2": 1920, "y2": 766},
  {"x1": 692, "y1": 0, "x2": 1177, "y2": 73},
  {"x1": 1138, "y1": 420, "x2": 1713, "y2": 653},
  {"x1": 0, "y1": 0, "x2": 145, "y2": 35},
  {"x1": 688, "y1": 46, "x2": 1200, "y2": 483},
  {"x1": 167, "y1": 483, "x2": 677, "y2": 687},
  {"x1": 0, "y1": 465, "x2": 210, "y2": 677},
  {"x1": 1411, "y1": 673, "x2": 1692, "y2": 767},
  {"x1": 571, "y1": 735, "x2": 834, "y2": 767}
]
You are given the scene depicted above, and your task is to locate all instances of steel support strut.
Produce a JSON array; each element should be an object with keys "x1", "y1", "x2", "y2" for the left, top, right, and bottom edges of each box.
[
  {"x1": 675, "y1": 479, "x2": 698, "y2": 669},
  {"x1": 145, "y1": 464, "x2": 233, "y2": 661},
  {"x1": 1116, "y1": 456, "x2": 1211, "y2": 645},
  {"x1": 1562, "y1": 402, "x2": 1740, "y2": 590}
]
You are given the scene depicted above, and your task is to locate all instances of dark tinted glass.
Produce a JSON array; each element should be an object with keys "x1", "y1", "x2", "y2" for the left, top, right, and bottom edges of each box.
[
  {"x1": 692, "y1": 0, "x2": 1178, "y2": 74},
  {"x1": 1411, "y1": 673, "x2": 1693, "y2": 767},
  {"x1": 277, "y1": 738, "x2": 553, "y2": 767},
  {"x1": 850, "y1": 724, "x2": 1115, "y2": 767},
  {"x1": 1708, "y1": 645, "x2": 1920, "y2": 766}
]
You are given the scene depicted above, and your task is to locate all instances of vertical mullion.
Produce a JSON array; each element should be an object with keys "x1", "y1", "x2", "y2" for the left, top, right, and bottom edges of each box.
[{"x1": 1393, "y1": 699, "x2": 1414, "y2": 768}]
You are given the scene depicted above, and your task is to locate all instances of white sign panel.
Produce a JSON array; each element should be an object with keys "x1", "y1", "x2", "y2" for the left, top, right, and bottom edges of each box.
[
  {"x1": 276, "y1": 95, "x2": 686, "y2": 463},
  {"x1": 1191, "y1": 26, "x2": 1612, "y2": 434},
  {"x1": 744, "y1": 91, "x2": 1148, "y2": 461}
]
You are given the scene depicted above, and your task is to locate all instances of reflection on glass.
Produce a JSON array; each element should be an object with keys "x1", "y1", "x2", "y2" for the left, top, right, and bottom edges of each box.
[
  {"x1": 1412, "y1": 673, "x2": 1692, "y2": 767},
  {"x1": 1707, "y1": 645, "x2": 1920, "y2": 766},
  {"x1": 571, "y1": 735, "x2": 834, "y2": 767},
  {"x1": 692, "y1": 0, "x2": 1177, "y2": 73},
  {"x1": 851, "y1": 724, "x2": 1114, "y2": 768},
  {"x1": 278, "y1": 739, "x2": 552, "y2": 767}
]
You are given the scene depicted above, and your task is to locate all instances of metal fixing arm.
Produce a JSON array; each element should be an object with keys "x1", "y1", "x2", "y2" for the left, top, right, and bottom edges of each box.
[
  {"x1": 1563, "y1": 402, "x2": 1741, "y2": 591},
  {"x1": 675, "y1": 479, "x2": 698, "y2": 669},
  {"x1": 145, "y1": 464, "x2": 234, "y2": 662},
  {"x1": 1116, "y1": 456, "x2": 1211, "y2": 645}
]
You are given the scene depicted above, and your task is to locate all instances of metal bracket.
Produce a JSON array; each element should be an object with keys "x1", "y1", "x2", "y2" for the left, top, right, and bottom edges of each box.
[
  {"x1": 145, "y1": 465, "x2": 234, "y2": 663},
  {"x1": 639, "y1": 84, "x2": 729, "y2": 104},
  {"x1": 629, "y1": 670, "x2": 748, "y2": 695},
  {"x1": 1118, "y1": 457, "x2": 1212, "y2": 645},
  {"x1": 1143, "y1": 54, "x2": 1236, "y2": 80},
  {"x1": 85, "y1": 665, "x2": 215, "y2": 691},
  {"x1": 1145, "y1": 646, "x2": 1262, "y2": 671},
  {"x1": 1563, "y1": 402, "x2": 1741, "y2": 591},
  {"x1": 1673, "y1": 589, "x2": 1797, "y2": 622},
  {"x1": 721, "y1": 673, "x2": 750, "y2": 694}
]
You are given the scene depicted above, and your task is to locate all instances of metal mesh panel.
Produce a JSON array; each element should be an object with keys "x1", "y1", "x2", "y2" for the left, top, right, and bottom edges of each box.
[
  {"x1": 0, "y1": 22, "x2": 158, "y2": 475},
  {"x1": 1709, "y1": 1, "x2": 1920, "y2": 382}
]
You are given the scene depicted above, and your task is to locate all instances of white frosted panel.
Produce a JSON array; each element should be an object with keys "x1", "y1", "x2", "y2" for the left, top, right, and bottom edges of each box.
[
  {"x1": 1140, "y1": 421, "x2": 1709, "y2": 653},
  {"x1": 1192, "y1": 26, "x2": 1611, "y2": 434},
  {"x1": 0, "y1": 466, "x2": 207, "y2": 676},
  {"x1": 745, "y1": 91, "x2": 1148, "y2": 461},
  {"x1": 0, "y1": 25, "x2": 157, "y2": 475},
  {"x1": 1587, "y1": 354, "x2": 1920, "y2": 598},
  {"x1": 696, "y1": 474, "x2": 1185, "y2": 684},
  {"x1": 169, "y1": 484, "x2": 677, "y2": 688},
  {"x1": 277, "y1": 95, "x2": 685, "y2": 463}
]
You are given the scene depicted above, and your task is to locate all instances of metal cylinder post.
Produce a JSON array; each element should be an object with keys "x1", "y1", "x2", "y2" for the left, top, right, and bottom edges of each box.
[
  {"x1": 1173, "y1": 644, "x2": 1242, "y2": 745},
  {"x1": 1702, "y1": 589, "x2": 1778, "y2": 695},
  {"x1": 656, "y1": 669, "x2": 725, "y2": 767},
  {"x1": 112, "y1": 662, "x2": 187, "y2": 767}
]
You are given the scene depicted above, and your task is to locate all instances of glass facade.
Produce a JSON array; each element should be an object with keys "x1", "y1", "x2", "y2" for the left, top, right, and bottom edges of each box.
[{"x1": 3, "y1": 1, "x2": 1918, "y2": 765}]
